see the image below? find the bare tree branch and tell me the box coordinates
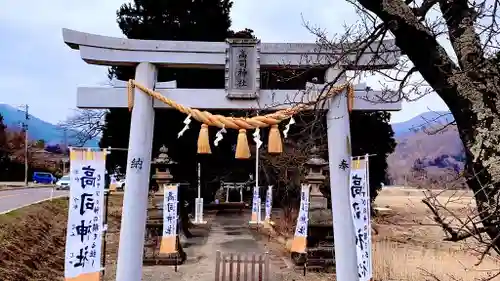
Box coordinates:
[58,109,107,146]
[292,0,500,273]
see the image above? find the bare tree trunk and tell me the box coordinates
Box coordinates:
[456,87,500,252]
[355,0,500,251]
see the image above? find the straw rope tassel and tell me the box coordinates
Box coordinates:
[235,129,251,159]
[268,125,283,154]
[347,84,354,112]
[127,79,135,112]
[197,124,211,154]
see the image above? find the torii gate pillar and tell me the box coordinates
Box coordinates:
[116,62,157,281]
[325,68,358,280]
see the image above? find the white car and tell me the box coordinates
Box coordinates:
[117,178,126,190]
[56,175,71,190]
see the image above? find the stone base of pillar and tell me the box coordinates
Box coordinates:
[192,197,207,224]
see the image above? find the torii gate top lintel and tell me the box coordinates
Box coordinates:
[62,28,399,69]
[63,28,402,112]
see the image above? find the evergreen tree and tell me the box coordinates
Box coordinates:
[100,0,237,238]
[0,114,11,179]
[350,111,396,201]
[101,0,235,176]
[264,110,396,206]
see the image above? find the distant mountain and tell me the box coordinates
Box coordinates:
[389,111,464,185]
[0,104,99,147]
[0,103,463,184]
[392,111,454,137]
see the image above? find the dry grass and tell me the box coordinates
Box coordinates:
[0,194,124,281]
[0,198,68,281]
[101,194,123,281]
[269,187,500,281]
[373,239,499,281]
[372,188,500,281]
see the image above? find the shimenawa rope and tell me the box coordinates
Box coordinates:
[126,79,354,159]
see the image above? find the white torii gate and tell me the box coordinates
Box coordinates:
[62,28,401,281]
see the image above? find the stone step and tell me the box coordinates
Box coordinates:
[307,247,335,258]
[294,264,336,274]
[144,241,157,247]
[268,256,292,269]
[304,257,335,265]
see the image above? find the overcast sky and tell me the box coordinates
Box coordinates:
[0,0,449,124]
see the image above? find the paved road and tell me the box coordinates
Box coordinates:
[0,182,54,188]
[0,188,68,214]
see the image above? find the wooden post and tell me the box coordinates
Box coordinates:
[264,252,270,281]
[101,190,110,278]
[236,254,241,281]
[215,251,221,281]
[222,252,227,280]
[243,254,248,281]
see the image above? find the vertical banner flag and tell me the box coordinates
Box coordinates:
[64,148,106,281]
[291,184,310,253]
[250,186,261,224]
[264,185,273,223]
[349,156,372,281]
[160,184,179,254]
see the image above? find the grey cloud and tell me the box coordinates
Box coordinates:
[0,0,447,124]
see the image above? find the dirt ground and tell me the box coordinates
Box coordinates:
[103,195,317,281]
[371,188,500,281]
[0,193,303,281]
[264,188,500,281]
[0,198,67,281]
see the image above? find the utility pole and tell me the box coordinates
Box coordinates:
[63,128,67,174]
[21,105,29,187]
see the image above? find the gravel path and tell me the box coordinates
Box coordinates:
[105,210,317,281]
[143,212,264,281]
[141,211,324,281]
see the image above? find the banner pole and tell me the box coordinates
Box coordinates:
[101,189,110,279]
[365,153,372,280]
[255,128,260,223]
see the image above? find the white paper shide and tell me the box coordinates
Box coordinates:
[64,151,106,278]
[349,156,372,281]
[294,184,310,237]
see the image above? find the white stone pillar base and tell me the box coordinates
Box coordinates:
[193,197,207,224]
